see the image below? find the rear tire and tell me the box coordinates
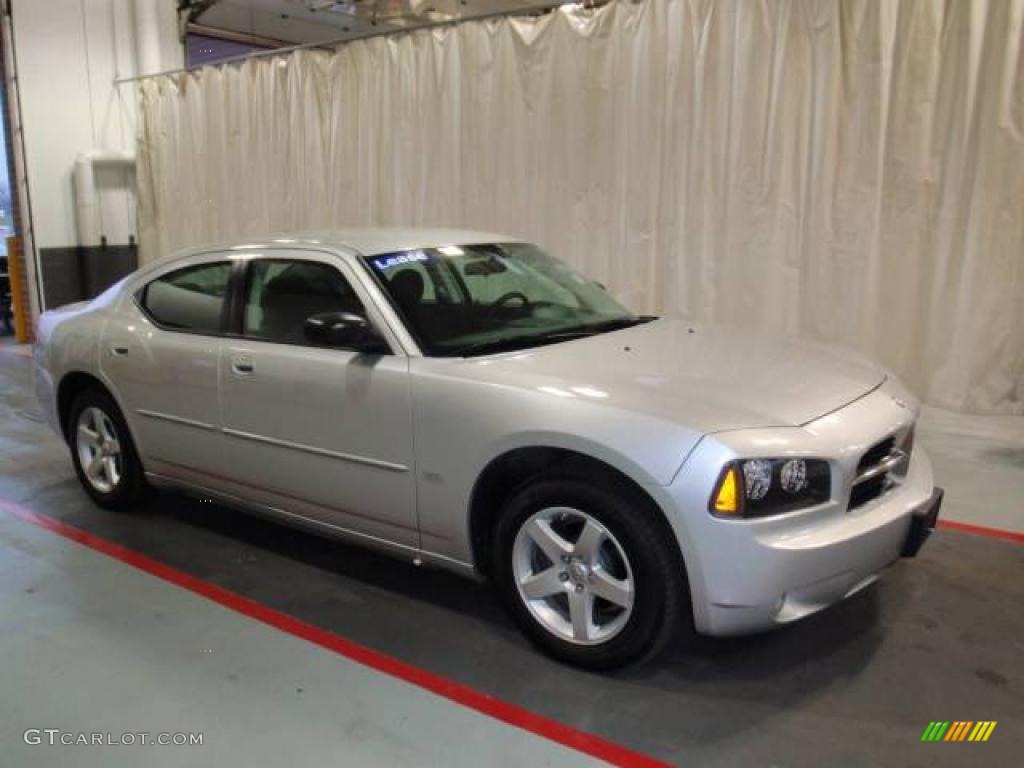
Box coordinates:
[492,473,688,669]
[68,388,148,510]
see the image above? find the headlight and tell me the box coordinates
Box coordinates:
[710,458,830,518]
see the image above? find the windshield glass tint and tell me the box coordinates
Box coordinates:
[364,243,636,356]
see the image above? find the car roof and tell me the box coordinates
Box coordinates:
[292,228,523,256]
[170,227,524,260]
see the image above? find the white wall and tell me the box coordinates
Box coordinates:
[10,0,181,253]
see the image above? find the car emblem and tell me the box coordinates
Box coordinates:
[892,396,907,409]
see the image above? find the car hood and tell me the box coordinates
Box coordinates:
[456,318,887,434]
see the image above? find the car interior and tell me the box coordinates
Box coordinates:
[248,261,365,345]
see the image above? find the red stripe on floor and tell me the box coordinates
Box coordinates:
[0,499,669,768]
[938,519,1024,545]
[0,347,32,359]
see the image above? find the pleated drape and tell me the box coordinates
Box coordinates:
[137,0,1024,413]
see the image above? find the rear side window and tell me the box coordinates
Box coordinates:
[140,262,231,334]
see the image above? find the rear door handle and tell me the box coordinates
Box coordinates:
[110,345,129,356]
[231,355,254,375]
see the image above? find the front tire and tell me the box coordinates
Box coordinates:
[493,474,688,669]
[68,388,148,510]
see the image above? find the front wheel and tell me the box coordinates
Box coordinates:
[492,475,688,669]
[68,388,148,510]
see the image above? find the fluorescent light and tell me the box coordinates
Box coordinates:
[537,386,575,398]
[571,386,608,399]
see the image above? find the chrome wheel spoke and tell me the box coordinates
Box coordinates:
[86,452,104,479]
[103,456,119,486]
[573,519,605,563]
[590,569,633,608]
[99,415,117,443]
[568,588,594,642]
[520,567,565,600]
[524,518,573,565]
[78,423,99,447]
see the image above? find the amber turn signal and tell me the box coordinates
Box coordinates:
[712,465,741,515]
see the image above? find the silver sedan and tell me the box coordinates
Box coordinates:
[34,229,942,668]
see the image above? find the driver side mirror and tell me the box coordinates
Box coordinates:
[304,312,388,354]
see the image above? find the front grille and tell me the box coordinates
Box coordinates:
[849,469,890,509]
[857,437,895,475]
[850,434,908,510]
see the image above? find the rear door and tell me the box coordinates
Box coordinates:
[102,256,232,476]
[217,251,419,548]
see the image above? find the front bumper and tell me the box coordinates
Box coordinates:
[901,487,943,558]
[652,382,940,637]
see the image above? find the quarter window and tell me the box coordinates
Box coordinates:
[243,259,367,345]
[141,262,231,334]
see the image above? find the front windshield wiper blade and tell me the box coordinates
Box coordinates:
[529,316,654,344]
[444,335,551,358]
[448,316,655,358]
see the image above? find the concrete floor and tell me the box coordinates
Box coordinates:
[0,339,1021,767]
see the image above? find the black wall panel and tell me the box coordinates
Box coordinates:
[40,243,137,309]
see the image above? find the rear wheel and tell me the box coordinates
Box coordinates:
[493,474,688,669]
[68,388,148,510]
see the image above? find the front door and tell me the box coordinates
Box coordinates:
[217,253,418,548]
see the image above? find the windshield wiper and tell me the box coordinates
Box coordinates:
[448,316,654,358]
[529,316,653,344]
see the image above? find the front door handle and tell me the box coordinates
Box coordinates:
[110,344,129,356]
[231,355,254,375]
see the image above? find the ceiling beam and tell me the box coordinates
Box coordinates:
[117,0,574,85]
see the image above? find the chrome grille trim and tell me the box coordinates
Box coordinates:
[849,429,914,510]
[852,449,908,487]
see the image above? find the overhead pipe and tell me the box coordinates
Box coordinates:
[72,150,135,247]
[132,0,163,78]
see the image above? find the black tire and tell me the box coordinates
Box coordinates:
[68,387,148,510]
[492,472,690,670]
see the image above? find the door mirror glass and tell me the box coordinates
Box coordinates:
[304,311,387,353]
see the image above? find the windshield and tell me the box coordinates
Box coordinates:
[364,242,644,356]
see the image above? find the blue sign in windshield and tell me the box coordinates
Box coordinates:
[370,251,431,272]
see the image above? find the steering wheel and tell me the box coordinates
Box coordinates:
[491,291,531,308]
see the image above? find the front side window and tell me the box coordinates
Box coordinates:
[141,261,231,334]
[364,243,644,356]
[243,259,367,345]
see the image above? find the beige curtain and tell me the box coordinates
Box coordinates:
[137,0,1024,414]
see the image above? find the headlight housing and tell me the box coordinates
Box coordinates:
[710,458,831,518]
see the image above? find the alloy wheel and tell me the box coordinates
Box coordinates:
[75,406,122,494]
[512,506,635,645]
